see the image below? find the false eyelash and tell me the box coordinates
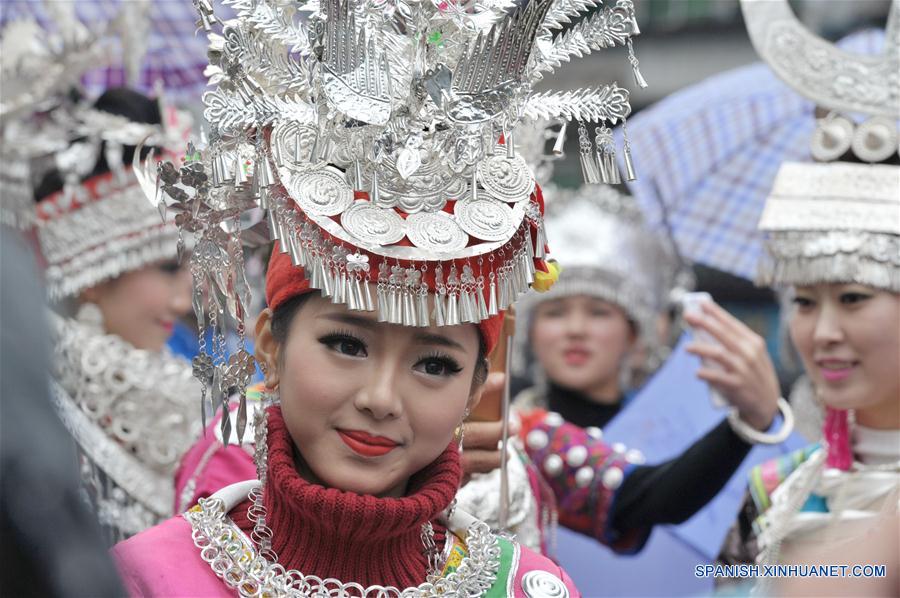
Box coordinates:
[418,352,463,374]
[318,329,368,350]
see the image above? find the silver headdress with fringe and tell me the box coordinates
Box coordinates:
[743,0,900,292]
[512,182,681,379]
[0,0,152,230]
[0,0,194,301]
[138,0,647,444]
[32,102,193,301]
[757,162,900,292]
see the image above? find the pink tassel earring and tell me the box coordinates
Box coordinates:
[823,407,852,471]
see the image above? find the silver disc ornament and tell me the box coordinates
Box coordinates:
[454,198,515,242]
[341,201,406,246]
[289,167,353,217]
[476,154,535,203]
[271,121,318,169]
[405,211,469,252]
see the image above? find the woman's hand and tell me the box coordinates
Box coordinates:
[684,301,780,431]
[460,373,518,485]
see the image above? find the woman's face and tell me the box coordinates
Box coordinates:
[789,284,900,427]
[258,294,481,498]
[82,260,192,352]
[530,295,636,399]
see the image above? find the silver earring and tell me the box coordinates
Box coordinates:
[75,302,104,331]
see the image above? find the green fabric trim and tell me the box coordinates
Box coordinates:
[483,536,517,598]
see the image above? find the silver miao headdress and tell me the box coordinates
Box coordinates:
[742,0,900,292]
[511,181,683,377]
[0,0,152,230]
[139,0,647,441]
[0,0,194,300]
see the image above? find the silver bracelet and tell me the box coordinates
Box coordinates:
[727,398,795,445]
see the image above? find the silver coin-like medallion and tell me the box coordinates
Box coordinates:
[405,211,469,253]
[476,154,535,203]
[289,167,353,216]
[341,201,406,246]
[454,198,514,242]
[271,121,318,168]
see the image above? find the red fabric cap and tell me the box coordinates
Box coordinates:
[265,244,505,354]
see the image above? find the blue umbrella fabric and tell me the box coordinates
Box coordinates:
[619,30,885,280]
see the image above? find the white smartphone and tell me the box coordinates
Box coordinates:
[682,292,727,408]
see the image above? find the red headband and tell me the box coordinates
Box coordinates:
[265,245,506,354]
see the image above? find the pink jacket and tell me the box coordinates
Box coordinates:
[173,408,255,514]
[116,482,579,597]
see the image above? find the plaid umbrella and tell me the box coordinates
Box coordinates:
[619,30,886,280]
[1,0,215,103]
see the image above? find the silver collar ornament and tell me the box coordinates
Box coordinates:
[139,0,647,444]
[49,307,201,543]
[742,0,900,291]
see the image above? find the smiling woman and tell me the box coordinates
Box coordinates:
[114,238,580,596]
[257,292,483,498]
[32,87,201,545]
[735,160,900,570]
[788,284,900,429]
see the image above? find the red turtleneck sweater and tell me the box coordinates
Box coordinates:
[229,407,461,588]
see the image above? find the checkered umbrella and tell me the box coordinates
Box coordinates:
[619,30,885,281]
[1,0,217,103]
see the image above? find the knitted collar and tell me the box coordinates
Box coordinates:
[231,407,461,588]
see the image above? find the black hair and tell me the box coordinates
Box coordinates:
[269,293,489,388]
[33,88,162,201]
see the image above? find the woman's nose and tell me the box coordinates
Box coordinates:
[353,361,404,420]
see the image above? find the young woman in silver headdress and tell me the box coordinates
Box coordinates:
[727,160,899,570]
[710,0,900,578]
[31,88,201,543]
[109,0,660,591]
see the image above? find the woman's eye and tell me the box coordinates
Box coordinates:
[840,292,871,305]
[320,334,368,357]
[792,296,814,309]
[415,356,463,377]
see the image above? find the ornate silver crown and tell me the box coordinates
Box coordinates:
[743,0,900,291]
[0,1,152,229]
[139,0,647,443]
[743,0,900,164]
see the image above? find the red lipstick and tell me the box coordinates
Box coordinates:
[337,429,399,457]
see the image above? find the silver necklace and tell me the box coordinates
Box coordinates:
[187,405,501,597]
[185,486,502,597]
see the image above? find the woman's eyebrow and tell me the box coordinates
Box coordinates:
[413,332,464,351]
[319,313,377,329]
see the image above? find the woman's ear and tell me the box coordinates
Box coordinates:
[255,308,281,389]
